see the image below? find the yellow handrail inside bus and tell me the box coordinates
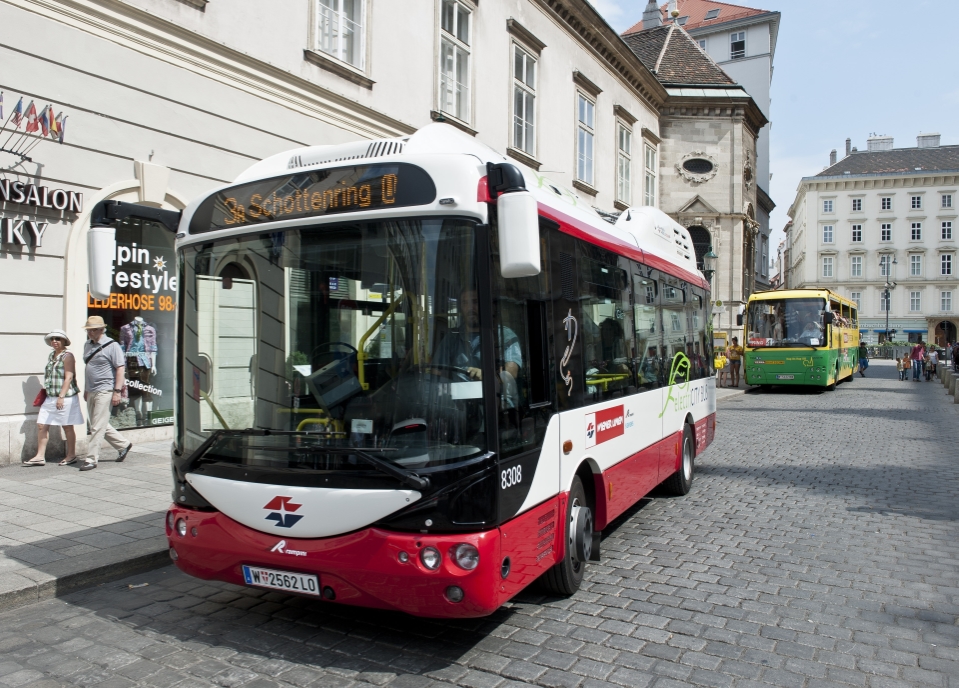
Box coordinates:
[357,295,406,391]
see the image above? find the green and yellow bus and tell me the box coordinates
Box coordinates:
[743,289,860,389]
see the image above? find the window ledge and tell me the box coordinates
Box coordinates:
[303,49,374,89]
[506,147,541,170]
[613,199,630,212]
[175,0,207,8]
[572,179,598,196]
[430,111,477,136]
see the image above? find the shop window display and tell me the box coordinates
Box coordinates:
[87,217,176,429]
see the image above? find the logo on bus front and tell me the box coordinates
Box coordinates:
[264,496,303,528]
[585,405,624,448]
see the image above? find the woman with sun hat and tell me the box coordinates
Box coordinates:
[24,329,83,466]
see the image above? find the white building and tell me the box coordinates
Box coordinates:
[0,0,670,464]
[786,134,959,345]
[623,0,779,290]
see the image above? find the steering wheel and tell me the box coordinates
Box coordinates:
[310,341,358,360]
[420,363,475,382]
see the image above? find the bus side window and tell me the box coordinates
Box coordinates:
[661,280,688,381]
[632,268,661,389]
[580,248,632,402]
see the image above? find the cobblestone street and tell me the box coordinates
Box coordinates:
[1,361,957,688]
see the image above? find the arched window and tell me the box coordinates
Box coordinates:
[687,226,711,270]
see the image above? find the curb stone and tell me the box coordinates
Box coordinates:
[0,538,169,612]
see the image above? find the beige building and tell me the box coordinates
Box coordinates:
[786,134,959,345]
[0,0,672,464]
[622,14,767,342]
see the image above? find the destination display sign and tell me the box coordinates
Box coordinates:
[189,163,437,234]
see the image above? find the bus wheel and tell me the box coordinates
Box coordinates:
[541,476,590,596]
[664,425,695,496]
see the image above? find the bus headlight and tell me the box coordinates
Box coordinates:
[420,547,441,570]
[452,544,479,570]
[176,519,187,537]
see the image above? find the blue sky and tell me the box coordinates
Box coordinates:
[592,0,958,252]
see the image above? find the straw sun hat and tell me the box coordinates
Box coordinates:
[82,315,107,330]
[44,329,71,347]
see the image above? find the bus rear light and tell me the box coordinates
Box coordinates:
[166,512,175,532]
[452,544,479,570]
[176,519,187,537]
[420,547,441,570]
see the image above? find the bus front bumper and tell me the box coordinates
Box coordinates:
[165,506,511,618]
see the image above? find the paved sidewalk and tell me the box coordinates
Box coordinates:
[0,440,172,610]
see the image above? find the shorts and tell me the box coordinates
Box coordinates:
[729,360,741,368]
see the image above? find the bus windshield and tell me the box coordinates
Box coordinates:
[177,217,487,474]
[746,297,828,348]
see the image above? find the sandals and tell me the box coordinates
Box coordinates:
[22,457,46,467]
[59,456,78,466]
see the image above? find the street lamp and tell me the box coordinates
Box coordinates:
[702,247,718,285]
[883,257,898,345]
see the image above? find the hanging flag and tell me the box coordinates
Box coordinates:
[58,115,67,144]
[10,98,24,127]
[24,101,38,133]
[48,111,60,139]
[39,106,50,137]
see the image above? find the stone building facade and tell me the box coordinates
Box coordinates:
[624,0,779,290]
[787,134,959,345]
[623,17,766,342]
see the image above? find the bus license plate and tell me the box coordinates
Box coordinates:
[776,374,795,380]
[242,565,319,595]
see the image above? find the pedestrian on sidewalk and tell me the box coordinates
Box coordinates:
[896,355,904,381]
[946,342,953,368]
[858,341,868,377]
[910,340,925,381]
[23,330,83,466]
[928,347,939,381]
[900,353,910,381]
[727,337,743,388]
[81,316,132,471]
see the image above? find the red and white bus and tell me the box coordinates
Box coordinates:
[90,123,716,617]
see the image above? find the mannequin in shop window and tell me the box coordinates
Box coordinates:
[120,316,158,426]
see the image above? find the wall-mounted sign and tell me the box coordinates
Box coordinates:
[0,179,82,212]
[2,217,48,246]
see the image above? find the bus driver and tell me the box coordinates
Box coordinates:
[433,289,523,409]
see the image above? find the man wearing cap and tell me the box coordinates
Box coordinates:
[82,316,132,471]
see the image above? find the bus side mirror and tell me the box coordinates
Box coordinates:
[497,191,540,278]
[823,312,835,325]
[88,224,116,300]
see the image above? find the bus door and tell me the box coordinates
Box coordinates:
[489,223,556,525]
[548,232,586,500]
[659,277,689,477]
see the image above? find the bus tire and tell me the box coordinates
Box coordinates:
[541,475,590,596]
[663,425,695,496]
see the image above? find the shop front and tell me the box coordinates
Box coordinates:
[1,153,185,464]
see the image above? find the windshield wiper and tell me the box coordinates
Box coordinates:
[317,447,430,491]
[176,429,430,491]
